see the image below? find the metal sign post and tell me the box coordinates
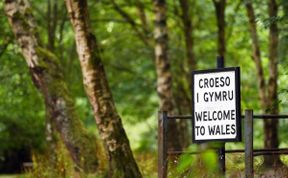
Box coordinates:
[217,56,226,175]
[191,56,241,175]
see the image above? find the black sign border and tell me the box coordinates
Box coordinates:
[191,67,241,143]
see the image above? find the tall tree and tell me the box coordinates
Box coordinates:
[153,0,184,150]
[245,0,266,108]
[64,0,142,177]
[4,0,99,172]
[170,0,197,148]
[265,0,281,167]
[46,0,59,166]
[212,0,226,58]
[175,0,195,116]
[109,0,190,149]
[245,0,282,167]
[179,0,196,71]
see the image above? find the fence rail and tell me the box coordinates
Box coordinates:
[167,148,288,156]
[158,110,288,178]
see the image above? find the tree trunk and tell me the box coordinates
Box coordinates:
[46,0,59,168]
[264,0,282,167]
[179,0,195,103]
[212,0,226,58]
[172,0,198,148]
[4,0,99,172]
[179,0,196,71]
[64,0,142,177]
[45,103,58,167]
[245,0,282,167]
[245,0,267,109]
[153,0,183,150]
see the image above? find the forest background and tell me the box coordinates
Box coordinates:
[0,0,288,177]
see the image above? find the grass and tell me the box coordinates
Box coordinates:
[1,154,288,178]
[0,175,26,178]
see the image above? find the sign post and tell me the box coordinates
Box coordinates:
[217,56,225,174]
[192,58,241,174]
[192,66,241,142]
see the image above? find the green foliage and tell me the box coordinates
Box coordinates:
[201,150,218,172]
[25,140,107,178]
[0,42,46,171]
[176,153,195,174]
[1,0,288,176]
[27,142,74,178]
[170,146,219,177]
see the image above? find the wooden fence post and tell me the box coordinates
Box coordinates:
[158,111,168,178]
[245,109,253,178]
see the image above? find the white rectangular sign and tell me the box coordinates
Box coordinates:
[192,67,241,142]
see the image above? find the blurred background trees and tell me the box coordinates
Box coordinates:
[0,0,288,176]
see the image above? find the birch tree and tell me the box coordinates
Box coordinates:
[153,0,184,150]
[4,0,99,172]
[64,0,142,177]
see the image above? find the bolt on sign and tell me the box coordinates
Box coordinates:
[192,67,241,143]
